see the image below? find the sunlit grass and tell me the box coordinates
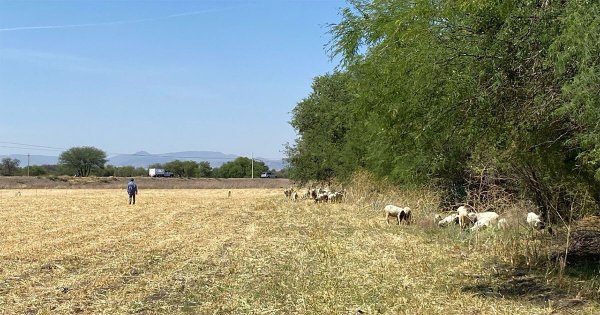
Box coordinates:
[0,189,598,314]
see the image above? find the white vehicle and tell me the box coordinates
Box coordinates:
[149,168,173,177]
[260,172,276,178]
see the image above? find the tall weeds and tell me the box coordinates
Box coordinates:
[341,170,600,300]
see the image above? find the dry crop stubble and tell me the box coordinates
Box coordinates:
[0,189,598,314]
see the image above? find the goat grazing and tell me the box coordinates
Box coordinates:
[526,212,545,230]
[328,191,344,203]
[437,213,459,227]
[384,205,411,225]
[470,212,500,231]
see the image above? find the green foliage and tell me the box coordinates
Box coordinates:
[551,2,600,174]
[58,146,107,177]
[150,161,211,178]
[164,160,199,178]
[135,167,147,176]
[286,72,356,183]
[213,157,268,178]
[27,165,48,176]
[288,0,600,218]
[114,166,138,177]
[274,167,289,179]
[96,165,116,177]
[197,161,212,178]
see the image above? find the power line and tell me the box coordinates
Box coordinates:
[0,142,65,150]
[0,144,64,152]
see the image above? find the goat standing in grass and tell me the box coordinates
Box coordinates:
[284,188,293,199]
[384,205,411,225]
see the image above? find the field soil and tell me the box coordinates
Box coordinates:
[0,189,597,314]
[0,176,291,189]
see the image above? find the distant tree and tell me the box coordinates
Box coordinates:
[39,164,61,176]
[164,160,183,177]
[286,72,356,183]
[135,167,147,176]
[164,160,199,178]
[114,166,137,177]
[181,161,199,178]
[214,157,268,178]
[1,158,20,176]
[28,165,47,176]
[197,161,212,178]
[98,165,116,177]
[98,165,148,177]
[58,146,107,177]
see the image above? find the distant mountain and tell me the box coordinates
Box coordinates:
[1,151,284,170]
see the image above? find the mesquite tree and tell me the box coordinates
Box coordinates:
[59,146,107,177]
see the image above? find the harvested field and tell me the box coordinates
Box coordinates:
[0,189,598,314]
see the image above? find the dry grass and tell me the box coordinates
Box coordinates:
[0,188,598,314]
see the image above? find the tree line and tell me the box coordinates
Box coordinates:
[1,146,282,179]
[286,0,600,220]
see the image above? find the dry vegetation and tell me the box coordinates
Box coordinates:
[0,187,599,314]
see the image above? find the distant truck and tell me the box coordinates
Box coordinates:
[149,168,174,177]
[260,172,277,178]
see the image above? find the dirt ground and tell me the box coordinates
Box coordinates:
[0,176,291,190]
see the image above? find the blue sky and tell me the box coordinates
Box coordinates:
[0,0,347,159]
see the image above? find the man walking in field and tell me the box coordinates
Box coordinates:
[127,178,138,205]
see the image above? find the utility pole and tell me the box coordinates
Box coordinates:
[251,152,254,179]
[27,153,30,177]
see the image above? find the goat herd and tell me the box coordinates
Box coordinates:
[432,206,547,232]
[283,187,548,233]
[386,203,548,233]
[283,187,344,203]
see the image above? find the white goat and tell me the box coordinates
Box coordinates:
[303,189,312,199]
[526,212,545,230]
[470,212,500,231]
[328,191,343,203]
[437,213,459,227]
[384,205,411,225]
